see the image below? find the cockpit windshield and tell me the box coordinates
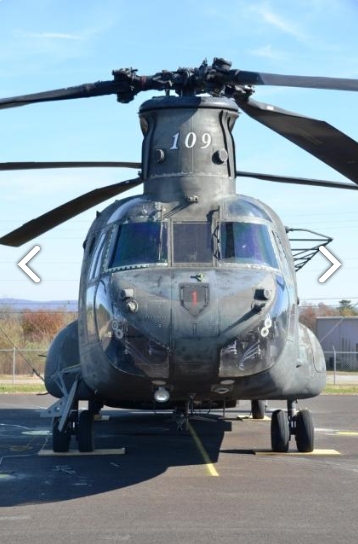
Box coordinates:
[173,222,212,263]
[219,222,278,268]
[105,220,277,270]
[108,222,168,269]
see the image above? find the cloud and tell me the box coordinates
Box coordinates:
[248,44,287,61]
[23,32,84,41]
[251,3,306,41]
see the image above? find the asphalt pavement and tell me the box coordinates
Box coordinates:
[0,394,358,544]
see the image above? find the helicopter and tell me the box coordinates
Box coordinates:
[1,57,358,454]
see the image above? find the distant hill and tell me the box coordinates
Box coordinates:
[0,298,77,312]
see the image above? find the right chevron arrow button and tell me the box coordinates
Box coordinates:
[318,246,342,283]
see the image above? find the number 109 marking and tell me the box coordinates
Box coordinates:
[170,131,212,150]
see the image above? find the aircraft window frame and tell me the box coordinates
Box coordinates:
[172,221,213,265]
[105,220,169,271]
[272,230,294,280]
[218,221,279,269]
[88,232,108,281]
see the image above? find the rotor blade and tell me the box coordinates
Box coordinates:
[236,96,358,185]
[232,70,358,92]
[236,170,358,190]
[0,177,142,247]
[0,161,141,171]
[0,80,121,110]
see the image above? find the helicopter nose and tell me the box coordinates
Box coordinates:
[171,270,222,337]
[219,272,290,378]
[169,269,282,378]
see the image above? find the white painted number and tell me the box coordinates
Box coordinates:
[201,133,211,149]
[170,131,180,150]
[184,132,197,148]
[170,131,212,150]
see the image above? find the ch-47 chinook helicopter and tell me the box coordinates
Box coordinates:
[1,58,358,454]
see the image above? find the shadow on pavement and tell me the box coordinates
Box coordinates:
[0,404,232,506]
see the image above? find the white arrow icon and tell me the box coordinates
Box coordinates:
[318,246,341,283]
[17,245,41,283]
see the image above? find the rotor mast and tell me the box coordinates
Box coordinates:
[139,95,239,202]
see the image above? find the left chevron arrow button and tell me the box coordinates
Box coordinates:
[17,245,41,283]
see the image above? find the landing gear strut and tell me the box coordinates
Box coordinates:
[270,400,314,453]
[173,404,189,431]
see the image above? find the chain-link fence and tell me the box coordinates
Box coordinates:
[323,350,358,385]
[324,350,358,371]
[0,348,45,383]
[1,347,358,386]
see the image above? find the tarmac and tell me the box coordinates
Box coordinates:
[0,394,358,544]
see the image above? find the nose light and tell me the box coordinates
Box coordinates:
[254,288,271,301]
[154,387,170,403]
[126,299,139,313]
[252,288,272,313]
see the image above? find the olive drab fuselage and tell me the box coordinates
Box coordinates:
[45,95,326,408]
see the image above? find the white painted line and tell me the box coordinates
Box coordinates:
[38,447,125,456]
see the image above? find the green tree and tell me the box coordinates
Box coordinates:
[337,300,358,316]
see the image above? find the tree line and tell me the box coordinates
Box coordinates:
[299,300,358,333]
[0,306,76,375]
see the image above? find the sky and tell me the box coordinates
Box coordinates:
[0,0,358,306]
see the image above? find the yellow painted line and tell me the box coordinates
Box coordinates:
[188,422,219,477]
[254,449,340,456]
[236,414,271,421]
[38,448,126,456]
[336,431,358,436]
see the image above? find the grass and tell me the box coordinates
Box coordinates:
[0,383,47,394]
[323,385,358,395]
[0,379,357,396]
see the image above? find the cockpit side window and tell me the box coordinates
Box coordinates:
[108,222,168,269]
[219,222,278,268]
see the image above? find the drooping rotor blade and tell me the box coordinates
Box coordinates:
[231,70,358,92]
[0,161,141,171]
[0,80,121,109]
[0,177,142,247]
[0,68,165,109]
[236,170,358,190]
[0,81,113,109]
[236,96,358,185]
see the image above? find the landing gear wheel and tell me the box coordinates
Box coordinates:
[77,410,94,452]
[295,409,314,453]
[52,417,71,453]
[251,400,266,419]
[271,410,290,452]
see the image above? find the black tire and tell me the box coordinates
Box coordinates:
[77,410,94,452]
[89,400,103,415]
[295,409,314,453]
[271,409,290,452]
[251,400,266,419]
[52,417,71,453]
